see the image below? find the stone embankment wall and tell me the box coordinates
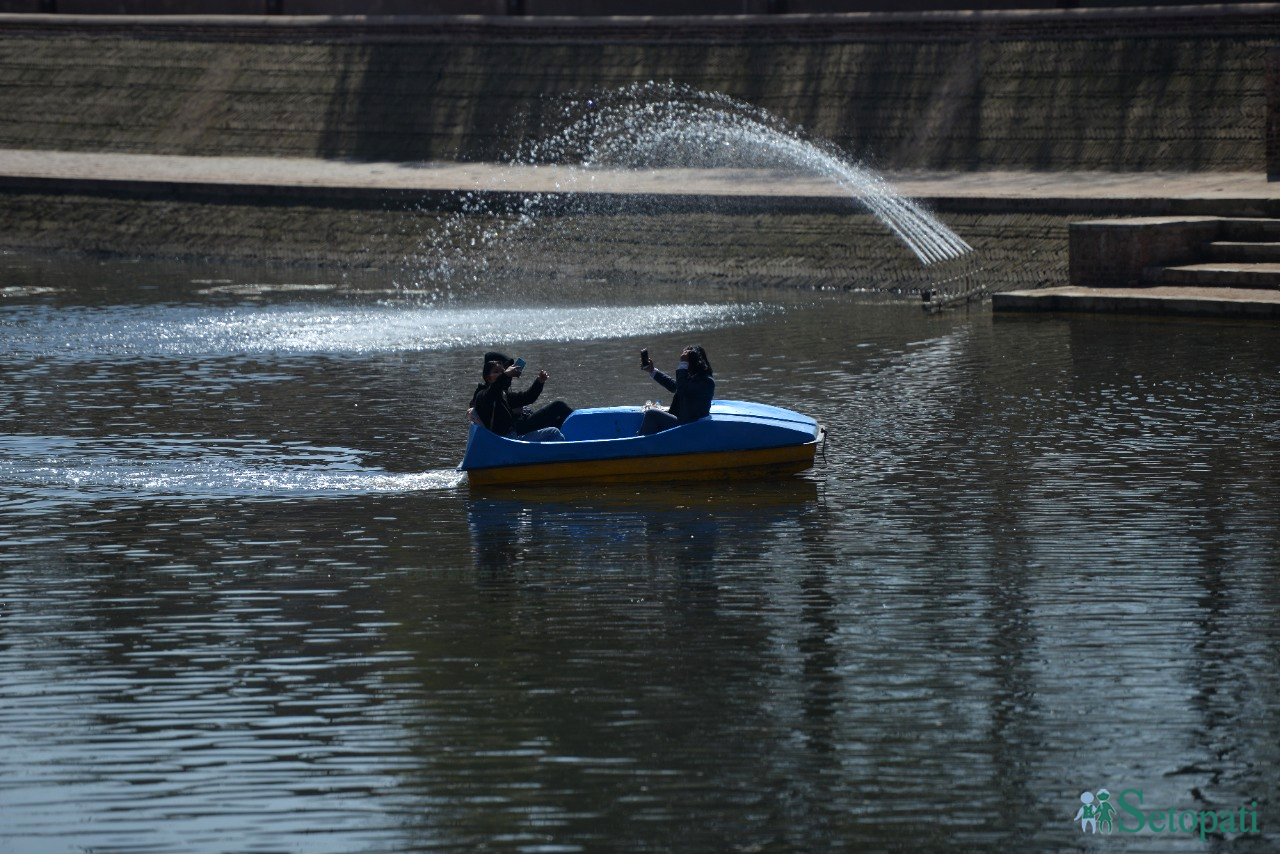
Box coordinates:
[1,9,1273,169]
[0,8,1276,288]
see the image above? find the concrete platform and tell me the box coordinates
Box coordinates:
[992,286,1280,319]
[4,149,1280,216]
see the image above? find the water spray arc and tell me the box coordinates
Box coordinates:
[417,82,973,290]
[515,82,973,267]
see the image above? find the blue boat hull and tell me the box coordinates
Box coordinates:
[459,400,822,486]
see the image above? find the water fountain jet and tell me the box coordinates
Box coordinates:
[516,82,972,265]
[416,82,972,290]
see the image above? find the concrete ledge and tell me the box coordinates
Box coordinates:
[5,5,1280,42]
[993,285,1280,319]
[5,152,1280,216]
[0,173,900,216]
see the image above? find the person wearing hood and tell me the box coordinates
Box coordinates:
[469,351,573,441]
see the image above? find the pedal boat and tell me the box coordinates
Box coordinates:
[459,400,822,486]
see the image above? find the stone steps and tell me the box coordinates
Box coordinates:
[1145,219,1280,287]
[1074,215,1280,291]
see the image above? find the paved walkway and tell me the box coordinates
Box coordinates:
[3,148,1280,211]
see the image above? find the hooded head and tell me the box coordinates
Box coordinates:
[483,351,512,377]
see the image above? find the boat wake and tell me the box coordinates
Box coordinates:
[0,434,463,507]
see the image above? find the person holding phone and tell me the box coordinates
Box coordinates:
[468,351,573,441]
[637,345,715,435]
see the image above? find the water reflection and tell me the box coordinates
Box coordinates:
[385,529,848,851]
[0,562,421,852]
[466,480,820,571]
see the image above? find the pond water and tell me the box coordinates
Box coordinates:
[1,253,1278,852]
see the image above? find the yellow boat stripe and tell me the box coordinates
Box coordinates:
[465,441,818,487]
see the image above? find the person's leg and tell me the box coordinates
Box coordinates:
[517,426,564,442]
[638,409,679,435]
[517,401,573,433]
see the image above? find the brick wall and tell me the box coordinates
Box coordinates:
[1268,48,1280,180]
[0,8,1275,171]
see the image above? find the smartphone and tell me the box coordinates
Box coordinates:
[513,358,525,371]
[640,348,650,368]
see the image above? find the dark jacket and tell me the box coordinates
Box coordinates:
[651,365,715,424]
[470,374,545,436]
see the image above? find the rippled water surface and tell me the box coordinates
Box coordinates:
[1,255,1278,852]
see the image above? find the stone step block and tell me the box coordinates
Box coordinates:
[1143,262,1280,289]
[1204,241,1280,263]
[1218,218,1280,242]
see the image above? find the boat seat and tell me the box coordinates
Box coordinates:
[561,407,645,441]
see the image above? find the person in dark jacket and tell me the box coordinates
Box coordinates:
[469,351,573,441]
[638,345,715,435]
